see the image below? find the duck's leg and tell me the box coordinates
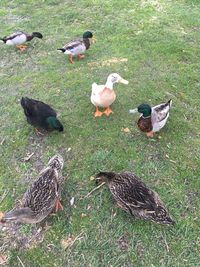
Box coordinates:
[103,106,113,116]
[94,106,103,117]
[146,131,155,137]
[55,199,64,213]
[35,128,44,136]
[69,54,74,64]
[16,44,28,51]
[78,54,85,60]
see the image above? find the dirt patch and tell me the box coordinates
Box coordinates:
[117,235,129,251]
[0,221,45,253]
[140,0,165,12]
[88,57,128,67]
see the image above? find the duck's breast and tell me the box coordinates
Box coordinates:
[91,87,116,107]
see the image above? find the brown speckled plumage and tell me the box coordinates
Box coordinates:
[96,171,175,225]
[2,155,64,224]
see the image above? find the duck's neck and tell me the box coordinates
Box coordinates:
[105,79,114,90]
[83,38,90,50]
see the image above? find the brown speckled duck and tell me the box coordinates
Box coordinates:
[96,171,175,225]
[129,100,172,137]
[1,155,64,224]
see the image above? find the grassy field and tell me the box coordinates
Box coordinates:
[0,0,200,266]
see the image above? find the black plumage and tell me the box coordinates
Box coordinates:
[20,97,64,132]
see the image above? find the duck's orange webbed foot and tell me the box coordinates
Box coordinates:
[16,44,28,51]
[55,200,64,213]
[103,107,113,116]
[146,131,155,138]
[94,106,103,117]
[78,54,85,60]
[69,55,74,64]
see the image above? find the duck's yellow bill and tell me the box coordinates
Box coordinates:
[119,78,129,85]
[92,36,97,44]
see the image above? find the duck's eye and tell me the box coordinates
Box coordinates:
[111,76,117,83]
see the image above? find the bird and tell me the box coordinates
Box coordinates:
[0,155,65,224]
[129,99,172,137]
[20,97,64,134]
[0,31,43,51]
[57,31,95,64]
[91,73,129,117]
[95,171,175,225]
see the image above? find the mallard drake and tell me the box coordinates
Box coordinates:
[0,31,43,51]
[96,171,175,225]
[129,99,172,137]
[91,73,129,117]
[1,155,64,224]
[21,97,64,134]
[57,31,94,64]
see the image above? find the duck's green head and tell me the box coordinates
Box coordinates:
[46,116,64,132]
[83,31,93,39]
[137,103,152,117]
[32,32,43,39]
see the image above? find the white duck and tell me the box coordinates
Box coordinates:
[91,73,129,117]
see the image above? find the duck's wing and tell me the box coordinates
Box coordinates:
[23,167,59,215]
[63,39,86,54]
[151,100,172,124]
[91,83,105,94]
[109,172,157,212]
[21,97,57,118]
[4,31,25,41]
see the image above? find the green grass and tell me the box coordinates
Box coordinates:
[0,0,200,266]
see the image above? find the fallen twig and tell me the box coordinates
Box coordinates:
[0,190,9,204]
[0,138,5,145]
[83,182,106,199]
[69,232,84,248]
[17,256,25,267]
[23,152,34,162]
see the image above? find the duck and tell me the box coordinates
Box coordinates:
[0,155,65,224]
[95,171,175,225]
[21,97,64,134]
[129,99,172,137]
[0,31,43,51]
[57,31,95,64]
[91,73,129,117]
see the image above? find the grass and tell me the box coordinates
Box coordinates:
[0,0,200,266]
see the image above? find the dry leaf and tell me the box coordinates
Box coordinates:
[61,235,75,249]
[90,176,95,181]
[81,213,87,218]
[123,127,131,133]
[0,254,8,265]
[0,212,4,220]
[70,197,75,206]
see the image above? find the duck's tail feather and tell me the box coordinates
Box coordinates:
[0,38,6,43]
[2,208,33,221]
[168,99,172,108]
[57,48,66,53]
